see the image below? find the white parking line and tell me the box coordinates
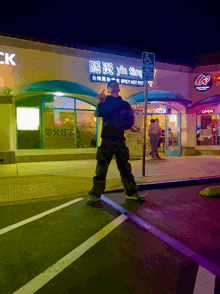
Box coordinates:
[12,214,128,294]
[0,198,84,236]
[193,266,215,293]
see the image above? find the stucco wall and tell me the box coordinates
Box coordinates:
[0,37,192,102]
[0,36,197,153]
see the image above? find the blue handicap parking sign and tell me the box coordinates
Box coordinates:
[142,52,155,81]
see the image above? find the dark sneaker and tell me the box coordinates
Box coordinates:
[126,193,145,201]
[87,196,101,205]
[156,156,161,159]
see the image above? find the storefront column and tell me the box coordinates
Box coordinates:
[181,108,196,155]
[97,117,102,146]
[0,96,16,163]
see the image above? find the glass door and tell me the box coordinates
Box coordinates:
[165,112,181,156]
[144,114,165,156]
[145,115,152,155]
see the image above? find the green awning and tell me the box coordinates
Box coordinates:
[125,90,192,108]
[11,80,98,104]
[192,95,220,108]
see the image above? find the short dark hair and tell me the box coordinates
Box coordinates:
[155,118,159,121]
[107,80,119,88]
[151,119,155,123]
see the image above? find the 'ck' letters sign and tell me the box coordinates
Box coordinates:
[0,52,16,65]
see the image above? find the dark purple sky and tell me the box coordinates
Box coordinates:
[1,0,219,67]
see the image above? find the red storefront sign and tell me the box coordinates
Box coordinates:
[194,74,212,91]
[197,109,214,115]
[213,74,220,82]
[156,108,166,113]
[201,109,214,114]
[212,119,218,126]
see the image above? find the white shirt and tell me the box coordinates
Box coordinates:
[148,123,162,136]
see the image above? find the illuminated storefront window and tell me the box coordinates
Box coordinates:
[76,111,96,148]
[45,96,75,109]
[17,108,40,130]
[76,99,96,110]
[130,102,180,153]
[16,96,97,150]
[196,105,220,146]
[43,109,76,149]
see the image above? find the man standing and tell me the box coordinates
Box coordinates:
[87,80,145,205]
[155,118,163,150]
[148,118,162,159]
[149,118,163,155]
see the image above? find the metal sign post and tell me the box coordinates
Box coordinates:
[142,52,155,177]
[142,81,148,176]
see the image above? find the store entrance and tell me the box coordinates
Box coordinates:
[165,113,181,156]
[145,114,165,155]
[134,102,181,156]
[145,112,181,156]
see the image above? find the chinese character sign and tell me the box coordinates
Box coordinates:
[89,59,157,88]
[102,62,114,75]
[43,109,76,149]
[89,61,101,74]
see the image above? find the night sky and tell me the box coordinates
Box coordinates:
[1,0,220,67]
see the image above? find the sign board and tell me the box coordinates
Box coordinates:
[197,109,214,115]
[0,52,16,65]
[142,52,155,81]
[89,60,144,87]
[213,74,220,81]
[156,108,166,113]
[194,74,212,91]
[88,59,157,88]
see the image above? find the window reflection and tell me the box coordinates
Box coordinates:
[76,111,96,148]
[196,109,219,146]
[45,96,75,109]
[16,95,97,150]
[76,99,96,110]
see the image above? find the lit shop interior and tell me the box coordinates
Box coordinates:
[15,87,194,158]
[16,95,97,150]
[130,103,179,155]
[126,90,192,156]
[194,100,220,147]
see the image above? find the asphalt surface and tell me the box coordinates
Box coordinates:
[0,194,199,294]
[1,156,220,293]
[1,181,220,293]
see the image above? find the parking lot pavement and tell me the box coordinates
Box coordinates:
[0,195,202,294]
[1,174,220,293]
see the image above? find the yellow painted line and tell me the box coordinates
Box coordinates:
[0,198,84,236]
[13,214,127,294]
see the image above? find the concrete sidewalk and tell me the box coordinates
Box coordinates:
[0,155,220,205]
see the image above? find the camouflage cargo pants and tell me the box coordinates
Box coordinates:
[89,138,139,197]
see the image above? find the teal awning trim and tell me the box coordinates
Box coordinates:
[125,90,192,108]
[192,95,220,108]
[11,80,98,98]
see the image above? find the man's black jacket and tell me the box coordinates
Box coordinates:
[95,95,134,139]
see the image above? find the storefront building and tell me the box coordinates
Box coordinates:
[0,36,219,163]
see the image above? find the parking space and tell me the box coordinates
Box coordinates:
[1,181,220,293]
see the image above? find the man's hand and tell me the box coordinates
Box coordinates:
[98,90,106,103]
